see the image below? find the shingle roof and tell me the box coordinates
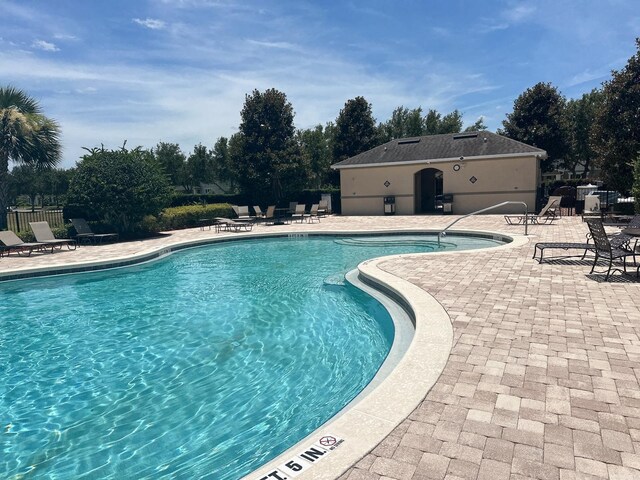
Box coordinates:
[332,131,547,168]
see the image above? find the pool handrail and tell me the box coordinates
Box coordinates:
[438,201,529,245]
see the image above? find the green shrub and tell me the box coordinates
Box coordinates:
[66,146,173,236]
[158,203,234,231]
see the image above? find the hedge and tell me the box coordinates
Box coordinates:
[169,188,341,213]
[157,203,234,231]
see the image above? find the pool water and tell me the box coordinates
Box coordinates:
[0,234,503,479]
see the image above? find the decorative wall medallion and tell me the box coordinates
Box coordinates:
[469,176,477,184]
[453,164,461,171]
[384,180,391,187]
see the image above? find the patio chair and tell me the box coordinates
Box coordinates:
[263,205,276,225]
[70,218,119,245]
[318,199,330,216]
[585,218,636,280]
[29,221,77,251]
[214,217,254,232]
[504,196,561,225]
[608,214,640,261]
[0,230,48,256]
[253,206,266,219]
[231,205,254,220]
[304,204,321,223]
[291,203,306,223]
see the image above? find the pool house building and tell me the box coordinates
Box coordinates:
[332,131,547,215]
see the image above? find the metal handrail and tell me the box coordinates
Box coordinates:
[438,201,529,245]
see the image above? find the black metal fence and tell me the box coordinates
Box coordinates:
[6,210,65,233]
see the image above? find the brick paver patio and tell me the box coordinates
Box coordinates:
[2,214,639,479]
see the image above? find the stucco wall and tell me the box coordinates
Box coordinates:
[338,155,540,215]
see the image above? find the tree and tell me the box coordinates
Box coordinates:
[153,142,186,186]
[10,164,46,210]
[211,136,236,192]
[237,88,307,203]
[186,143,215,187]
[564,89,602,177]
[500,82,569,172]
[437,110,464,134]
[592,38,640,193]
[297,124,332,189]
[0,86,61,229]
[464,117,488,132]
[379,106,425,141]
[333,96,378,162]
[67,145,172,235]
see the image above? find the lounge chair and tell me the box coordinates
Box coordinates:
[214,217,254,232]
[70,218,119,244]
[263,205,276,225]
[291,204,306,223]
[585,218,636,280]
[504,196,561,225]
[29,221,77,250]
[232,205,254,221]
[253,206,266,219]
[533,240,594,263]
[304,203,321,223]
[0,230,48,256]
[318,199,330,216]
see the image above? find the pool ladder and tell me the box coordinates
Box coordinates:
[437,201,529,246]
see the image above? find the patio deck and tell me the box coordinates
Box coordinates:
[2,214,639,480]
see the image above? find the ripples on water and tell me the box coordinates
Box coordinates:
[0,235,502,479]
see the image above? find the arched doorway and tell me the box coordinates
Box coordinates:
[414,168,443,214]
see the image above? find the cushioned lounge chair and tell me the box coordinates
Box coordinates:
[29,221,77,250]
[0,231,48,256]
[70,218,119,244]
[585,218,636,280]
[504,196,561,225]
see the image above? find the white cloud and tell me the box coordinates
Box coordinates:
[504,4,536,23]
[246,39,299,51]
[53,33,78,41]
[133,18,167,30]
[32,39,59,52]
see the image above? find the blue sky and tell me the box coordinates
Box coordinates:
[1,0,638,168]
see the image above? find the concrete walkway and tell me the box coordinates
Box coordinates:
[2,214,639,479]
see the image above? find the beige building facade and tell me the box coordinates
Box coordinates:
[332,132,546,216]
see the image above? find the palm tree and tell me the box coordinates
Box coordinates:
[0,86,61,230]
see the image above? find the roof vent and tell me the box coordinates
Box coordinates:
[397,138,421,145]
[453,133,478,140]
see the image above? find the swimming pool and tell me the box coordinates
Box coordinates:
[0,234,505,479]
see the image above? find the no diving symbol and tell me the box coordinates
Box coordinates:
[319,435,336,447]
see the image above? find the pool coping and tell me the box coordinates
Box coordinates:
[0,229,515,283]
[244,232,529,480]
[0,228,529,479]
